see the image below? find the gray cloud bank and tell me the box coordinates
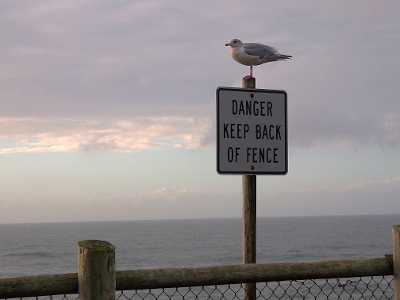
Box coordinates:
[1,1,400,153]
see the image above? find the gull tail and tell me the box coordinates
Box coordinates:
[280,54,292,60]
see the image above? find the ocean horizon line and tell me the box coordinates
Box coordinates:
[1,213,399,226]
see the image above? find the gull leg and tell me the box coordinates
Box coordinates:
[243,66,253,80]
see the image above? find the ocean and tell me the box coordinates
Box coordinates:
[0,214,398,279]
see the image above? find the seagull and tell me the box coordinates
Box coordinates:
[225,39,291,77]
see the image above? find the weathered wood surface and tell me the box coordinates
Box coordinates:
[0,273,78,298]
[116,256,393,290]
[241,77,257,266]
[242,76,257,300]
[78,240,116,300]
[393,225,400,300]
[0,256,393,299]
[242,174,257,264]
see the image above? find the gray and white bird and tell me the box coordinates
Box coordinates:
[225,39,291,77]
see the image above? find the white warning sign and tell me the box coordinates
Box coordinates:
[217,87,287,175]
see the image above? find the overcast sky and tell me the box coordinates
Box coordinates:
[1,1,400,224]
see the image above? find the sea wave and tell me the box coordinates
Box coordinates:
[4,251,54,258]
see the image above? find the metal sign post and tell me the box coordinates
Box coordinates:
[216,77,287,300]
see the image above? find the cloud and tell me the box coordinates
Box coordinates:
[1,0,400,152]
[341,180,376,192]
[257,175,400,217]
[0,187,240,223]
[86,187,206,205]
[2,175,399,223]
[0,116,213,154]
[341,176,400,191]
[268,175,400,197]
[79,187,241,221]
[265,28,400,148]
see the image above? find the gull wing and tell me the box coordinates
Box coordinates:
[243,43,282,59]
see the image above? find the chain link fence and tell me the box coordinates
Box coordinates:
[5,275,393,300]
[118,276,394,300]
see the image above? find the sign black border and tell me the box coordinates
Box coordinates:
[216,86,288,175]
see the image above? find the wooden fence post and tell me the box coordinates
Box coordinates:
[393,225,400,300]
[242,76,257,300]
[78,240,116,300]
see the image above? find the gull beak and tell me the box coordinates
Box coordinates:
[225,43,231,46]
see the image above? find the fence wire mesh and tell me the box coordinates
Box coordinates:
[4,275,393,300]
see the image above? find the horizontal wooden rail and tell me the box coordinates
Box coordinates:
[0,273,78,298]
[0,255,393,299]
[117,255,393,290]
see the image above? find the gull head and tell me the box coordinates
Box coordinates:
[225,39,243,48]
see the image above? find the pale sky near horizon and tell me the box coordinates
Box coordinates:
[1,1,400,224]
